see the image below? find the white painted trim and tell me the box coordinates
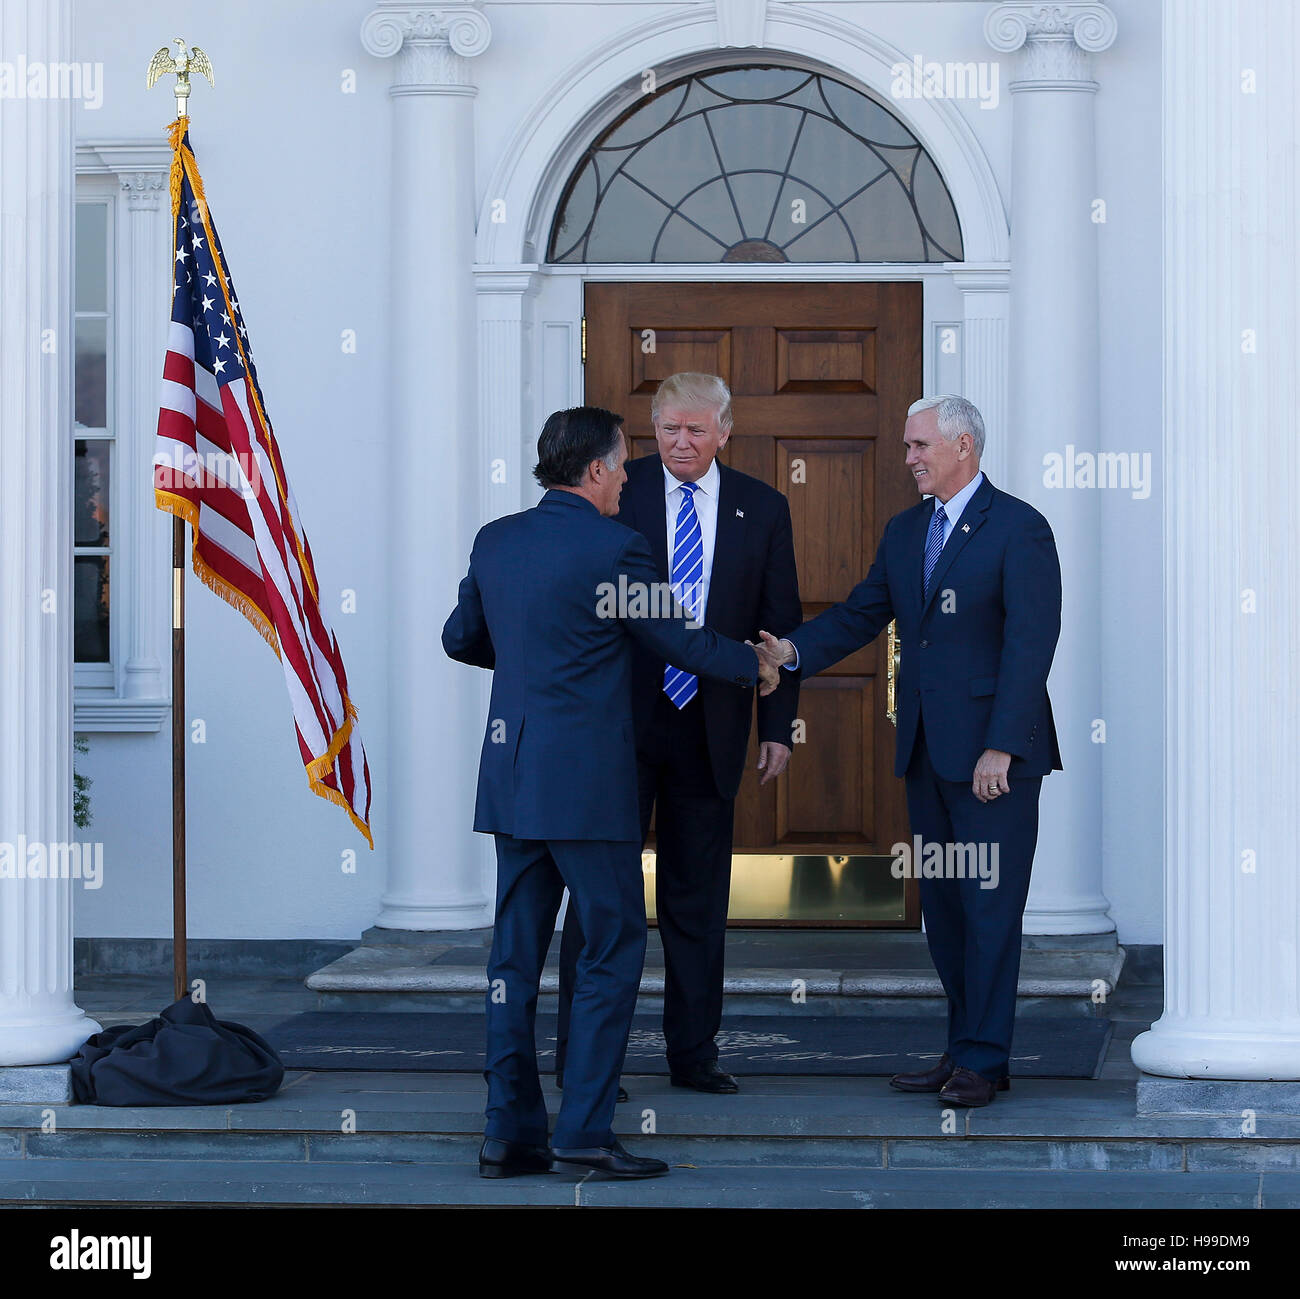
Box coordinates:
[476,7,1008,266]
[73,143,174,730]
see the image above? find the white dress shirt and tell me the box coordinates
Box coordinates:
[930,470,984,544]
[784,471,985,671]
[664,457,720,620]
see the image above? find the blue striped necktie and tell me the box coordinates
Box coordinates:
[663,481,703,708]
[923,502,947,599]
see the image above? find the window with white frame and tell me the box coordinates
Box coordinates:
[73,148,171,732]
[73,195,114,676]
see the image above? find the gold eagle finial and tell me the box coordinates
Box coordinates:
[146,38,214,119]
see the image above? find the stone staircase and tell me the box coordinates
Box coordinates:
[1,1071,1298,1207]
[3,932,1295,1206]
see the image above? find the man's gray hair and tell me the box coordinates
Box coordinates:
[907,394,985,458]
[651,372,733,433]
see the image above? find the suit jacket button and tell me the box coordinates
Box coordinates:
[735,676,747,685]
[919,639,929,648]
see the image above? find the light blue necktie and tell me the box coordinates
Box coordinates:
[663,481,703,708]
[923,502,947,599]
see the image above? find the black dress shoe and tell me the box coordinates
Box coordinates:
[555,1071,628,1103]
[669,1059,739,1093]
[891,1054,1010,1095]
[937,1066,1008,1107]
[890,1053,956,1092]
[478,1137,554,1179]
[551,1139,669,1178]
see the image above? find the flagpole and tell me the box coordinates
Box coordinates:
[171,515,187,1003]
[149,40,213,1003]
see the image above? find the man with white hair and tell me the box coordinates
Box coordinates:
[757,395,1062,1106]
[555,371,802,1096]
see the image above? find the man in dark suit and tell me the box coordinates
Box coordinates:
[758,394,1062,1107]
[555,373,802,1096]
[443,406,775,1179]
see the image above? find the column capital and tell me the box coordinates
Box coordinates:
[985,3,1117,85]
[361,2,492,92]
[118,170,166,211]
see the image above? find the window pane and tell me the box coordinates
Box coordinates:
[74,555,110,663]
[74,316,107,428]
[75,203,108,312]
[549,65,963,263]
[74,439,110,546]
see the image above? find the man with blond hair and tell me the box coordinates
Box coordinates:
[556,372,802,1095]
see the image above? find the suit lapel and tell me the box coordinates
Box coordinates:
[706,463,743,627]
[919,475,995,620]
[638,454,670,579]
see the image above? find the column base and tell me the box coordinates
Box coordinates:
[1137,1075,1300,1116]
[373,896,490,931]
[0,1063,73,1104]
[1132,1022,1300,1082]
[1023,900,1115,935]
[0,1010,101,1068]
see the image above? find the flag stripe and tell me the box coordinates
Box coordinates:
[153,124,372,845]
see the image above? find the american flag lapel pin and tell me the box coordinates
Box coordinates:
[736,508,744,518]
[961,523,970,533]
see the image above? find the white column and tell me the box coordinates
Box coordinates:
[985,2,1117,934]
[0,0,102,1064]
[1131,0,1300,1081]
[475,270,539,522]
[362,2,493,929]
[951,267,1009,487]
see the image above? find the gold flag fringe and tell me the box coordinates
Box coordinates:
[161,119,373,848]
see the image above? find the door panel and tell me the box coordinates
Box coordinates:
[585,281,922,926]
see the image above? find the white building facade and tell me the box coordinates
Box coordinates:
[1,0,1296,1084]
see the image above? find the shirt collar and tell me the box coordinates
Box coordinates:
[934,470,984,522]
[663,456,720,500]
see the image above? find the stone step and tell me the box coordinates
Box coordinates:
[5,1126,1300,1174]
[0,1156,1292,1208]
[305,942,1126,1018]
[4,1076,1298,1162]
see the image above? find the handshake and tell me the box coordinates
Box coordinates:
[745,629,796,697]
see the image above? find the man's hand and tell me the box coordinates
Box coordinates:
[757,629,795,669]
[746,641,780,696]
[756,741,791,786]
[973,749,1012,803]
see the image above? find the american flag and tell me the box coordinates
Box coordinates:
[153,122,373,846]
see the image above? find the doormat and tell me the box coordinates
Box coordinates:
[263,1012,1111,1079]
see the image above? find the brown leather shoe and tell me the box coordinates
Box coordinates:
[938,1066,1008,1107]
[890,1053,957,1092]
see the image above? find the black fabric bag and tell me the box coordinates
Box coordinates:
[69,996,284,1105]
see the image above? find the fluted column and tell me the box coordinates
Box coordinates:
[362,2,493,928]
[985,2,1117,934]
[1131,0,1300,1082]
[0,0,102,1065]
[951,267,1009,486]
[475,271,539,522]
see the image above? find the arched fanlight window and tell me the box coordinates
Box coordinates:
[548,65,963,264]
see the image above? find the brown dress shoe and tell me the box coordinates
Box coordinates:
[937,1066,1008,1107]
[890,1054,956,1092]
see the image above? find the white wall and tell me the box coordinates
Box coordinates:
[71,0,1164,944]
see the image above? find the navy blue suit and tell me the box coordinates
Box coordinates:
[556,454,803,1074]
[443,489,758,1147]
[789,475,1062,1079]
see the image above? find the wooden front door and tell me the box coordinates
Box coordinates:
[584,281,922,926]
